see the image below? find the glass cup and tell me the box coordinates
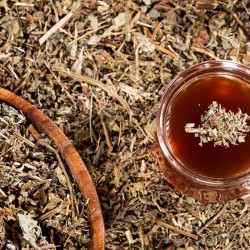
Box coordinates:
[155,60,250,203]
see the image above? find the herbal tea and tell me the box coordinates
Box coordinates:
[169,75,250,178]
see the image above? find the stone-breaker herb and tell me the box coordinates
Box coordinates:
[0,102,91,249]
[185,101,250,147]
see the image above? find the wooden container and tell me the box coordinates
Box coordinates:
[0,87,105,249]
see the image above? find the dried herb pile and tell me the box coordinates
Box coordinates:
[0,0,250,249]
[185,101,250,147]
[0,103,90,249]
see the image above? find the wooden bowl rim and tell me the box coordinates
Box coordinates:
[0,87,105,250]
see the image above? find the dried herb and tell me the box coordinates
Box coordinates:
[0,0,250,249]
[0,103,90,249]
[185,101,250,147]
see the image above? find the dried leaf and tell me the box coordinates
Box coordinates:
[55,166,67,187]
[17,212,43,249]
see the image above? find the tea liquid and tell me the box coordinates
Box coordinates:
[169,75,250,178]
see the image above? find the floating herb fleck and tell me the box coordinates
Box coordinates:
[185,101,250,147]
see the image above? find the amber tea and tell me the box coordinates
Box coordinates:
[169,75,250,179]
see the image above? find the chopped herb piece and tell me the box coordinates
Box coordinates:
[185,101,250,147]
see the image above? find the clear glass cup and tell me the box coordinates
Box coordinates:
[156,60,250,203]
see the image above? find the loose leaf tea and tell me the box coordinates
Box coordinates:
[0,103,90,249]
[1,0,250,249]
[185,101,250,147]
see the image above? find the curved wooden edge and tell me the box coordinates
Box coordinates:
[0,88,105,250]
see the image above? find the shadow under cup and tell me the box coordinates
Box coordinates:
[156,60,250,203]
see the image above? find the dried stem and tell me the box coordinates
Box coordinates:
[197,203,228,234]
[37,140,76,220]
[44,61,76,106]
[56,69,133,115]
[68,23,110,45]
[38,205,62,222]
[155,218,199,240]
[100,112,113,152]
[28,124,42,141]
[154,44,178,58]
[39,11,74,45]
[151,22,163,42]
[14,132,38,149]
[229,211,250,232]
[130,11,141,29]
[191,46,220,60]
[233,13,250,40]
[135,43,142,81]
[195,0,219,9]
[153,0,175,11]
[89,88,94,143]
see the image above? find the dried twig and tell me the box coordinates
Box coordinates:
[197,203,228,234]
[14,132,38,149]
[39,11,74,45]
[136,21,154,29]
[56,69,133,115]
[28,124,42,141]
[153,0,175,11]
[229,211,250,232]
[14,2,34,7]
[44,60,76,106]
[37,140,76,220]
[135,43,142,81]
[89,88,94,143]
[130,11,141,29]
[131,117,148,139]
[100,112,113,152]
[7,65,19,80]
[155,218,199,240]
[13,70,31,94]
[154,44,178,58]
[0,53,12,60]
[191,46,220,60]
[68,23,110,45]
[151,22,163,42]
[233,13,250,40]
[38,205,62,222]
[195,0,219,9]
